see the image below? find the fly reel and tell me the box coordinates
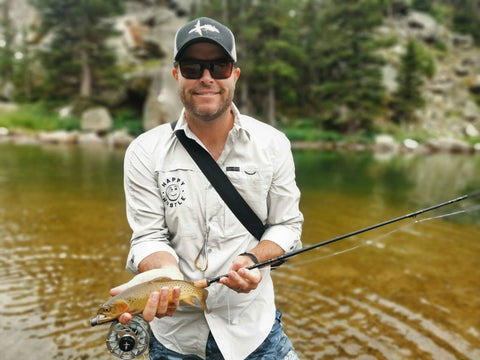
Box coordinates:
[106,316,150,359]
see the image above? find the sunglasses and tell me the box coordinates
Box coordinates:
[176,59,234,79]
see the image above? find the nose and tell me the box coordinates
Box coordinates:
[200,67,214,81]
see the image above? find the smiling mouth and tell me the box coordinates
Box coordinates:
[194,92,218,97]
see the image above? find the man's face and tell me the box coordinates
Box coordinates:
[172,42,240,122]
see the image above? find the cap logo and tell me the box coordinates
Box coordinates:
[188,20,220,36]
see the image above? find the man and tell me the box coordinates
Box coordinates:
[113,17,303,359]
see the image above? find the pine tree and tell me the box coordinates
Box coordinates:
[390,38,426,124]
[0,0,15,82]
[452,0,480,44]
[412,0,433,12]
[306,0,386,134]
[195,0,306,125]
[29,0,124,104]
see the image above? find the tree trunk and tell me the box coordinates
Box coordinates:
[266,73,276,126]
[80,46,91,97]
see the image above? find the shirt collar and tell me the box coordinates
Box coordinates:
[230,104,251,141]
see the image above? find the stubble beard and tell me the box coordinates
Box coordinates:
[179,86,234,122]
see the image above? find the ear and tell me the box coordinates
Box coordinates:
[172,67,179,81]
[233,66,241,83]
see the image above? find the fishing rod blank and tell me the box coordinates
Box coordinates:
[201,189,480,287]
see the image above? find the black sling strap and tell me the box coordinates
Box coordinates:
[171,121,265,240]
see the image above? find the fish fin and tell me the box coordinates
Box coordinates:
[201,289,209,313]
[182,290,209,313]
[117,300,129,311]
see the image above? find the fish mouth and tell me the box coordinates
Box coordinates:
[90,314,115,327]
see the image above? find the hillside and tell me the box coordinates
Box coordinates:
[0,0,479,150]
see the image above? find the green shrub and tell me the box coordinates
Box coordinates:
[0,103,79,131]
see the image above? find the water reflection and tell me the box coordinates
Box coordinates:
[0,144,479,359]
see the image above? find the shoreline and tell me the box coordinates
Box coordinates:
[1,127,479,155]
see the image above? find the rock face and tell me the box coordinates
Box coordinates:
[143,65,183,129]
[381,10,480,139]
[80,107,113,134]
[112,1,191,129]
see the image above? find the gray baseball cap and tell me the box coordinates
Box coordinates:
[174,17,237,62]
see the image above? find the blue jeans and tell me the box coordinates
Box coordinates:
[148,309,298,359]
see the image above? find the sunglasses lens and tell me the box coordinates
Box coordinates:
[210,62,233,79]
[179,61,233,79]
[179,63,202,79]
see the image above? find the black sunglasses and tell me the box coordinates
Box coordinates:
[176,59,234,79]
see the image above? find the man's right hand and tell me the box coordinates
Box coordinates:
[109,267,184,324]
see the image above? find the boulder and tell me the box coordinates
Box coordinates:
[37,130,78,144]
[374,134,399,152]
[406,11,444,43]
[403,138,419,151]
[462,100,479,122]
[107,129,135,148]
[80,107,113,135]
[464,123,479,138]
[78,132,104,146]
[424,138,473,153]
[469,75,480,95]
[452,33,474,48]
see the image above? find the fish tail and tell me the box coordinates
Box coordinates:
[198,296,209,313]
[198,289,209,313]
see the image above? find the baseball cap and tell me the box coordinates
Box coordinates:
[174,17,237,63]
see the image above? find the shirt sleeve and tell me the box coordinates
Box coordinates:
[262,133,303,252]
[123,138,178,273]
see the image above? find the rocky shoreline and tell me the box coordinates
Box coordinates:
[1,127,479,155]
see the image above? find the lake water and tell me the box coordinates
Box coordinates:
[0,143,479,360]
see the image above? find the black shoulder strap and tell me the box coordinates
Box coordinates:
[171,122,265,240]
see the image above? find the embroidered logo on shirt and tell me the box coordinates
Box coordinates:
[161,177,186,207]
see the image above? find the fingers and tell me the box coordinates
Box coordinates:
[109,287,123,297]
[219,266,262,293]
[142,287,181,322]
[118,312,133,325]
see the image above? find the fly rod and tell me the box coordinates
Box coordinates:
[195,189,480,288]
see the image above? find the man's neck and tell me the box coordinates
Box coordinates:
[185,107,235,160]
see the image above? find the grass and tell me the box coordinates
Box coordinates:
[0,103,144,136]
[0,103,79,131]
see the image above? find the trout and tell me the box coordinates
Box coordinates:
[90,277,209,326]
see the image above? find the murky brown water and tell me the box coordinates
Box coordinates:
[1,143,479,359]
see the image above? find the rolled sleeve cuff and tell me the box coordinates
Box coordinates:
[261,226,301,253]
[126,242,179,273]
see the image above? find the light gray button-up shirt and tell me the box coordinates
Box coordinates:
[123,104,303,359]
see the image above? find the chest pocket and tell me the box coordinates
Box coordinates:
[224,166,271,234]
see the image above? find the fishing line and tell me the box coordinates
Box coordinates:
[286,219,416,268]
[414,204,480,223]
[278,203,480,269]
[199,190,480,287]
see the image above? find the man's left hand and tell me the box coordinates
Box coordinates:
[219,255,262,293]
